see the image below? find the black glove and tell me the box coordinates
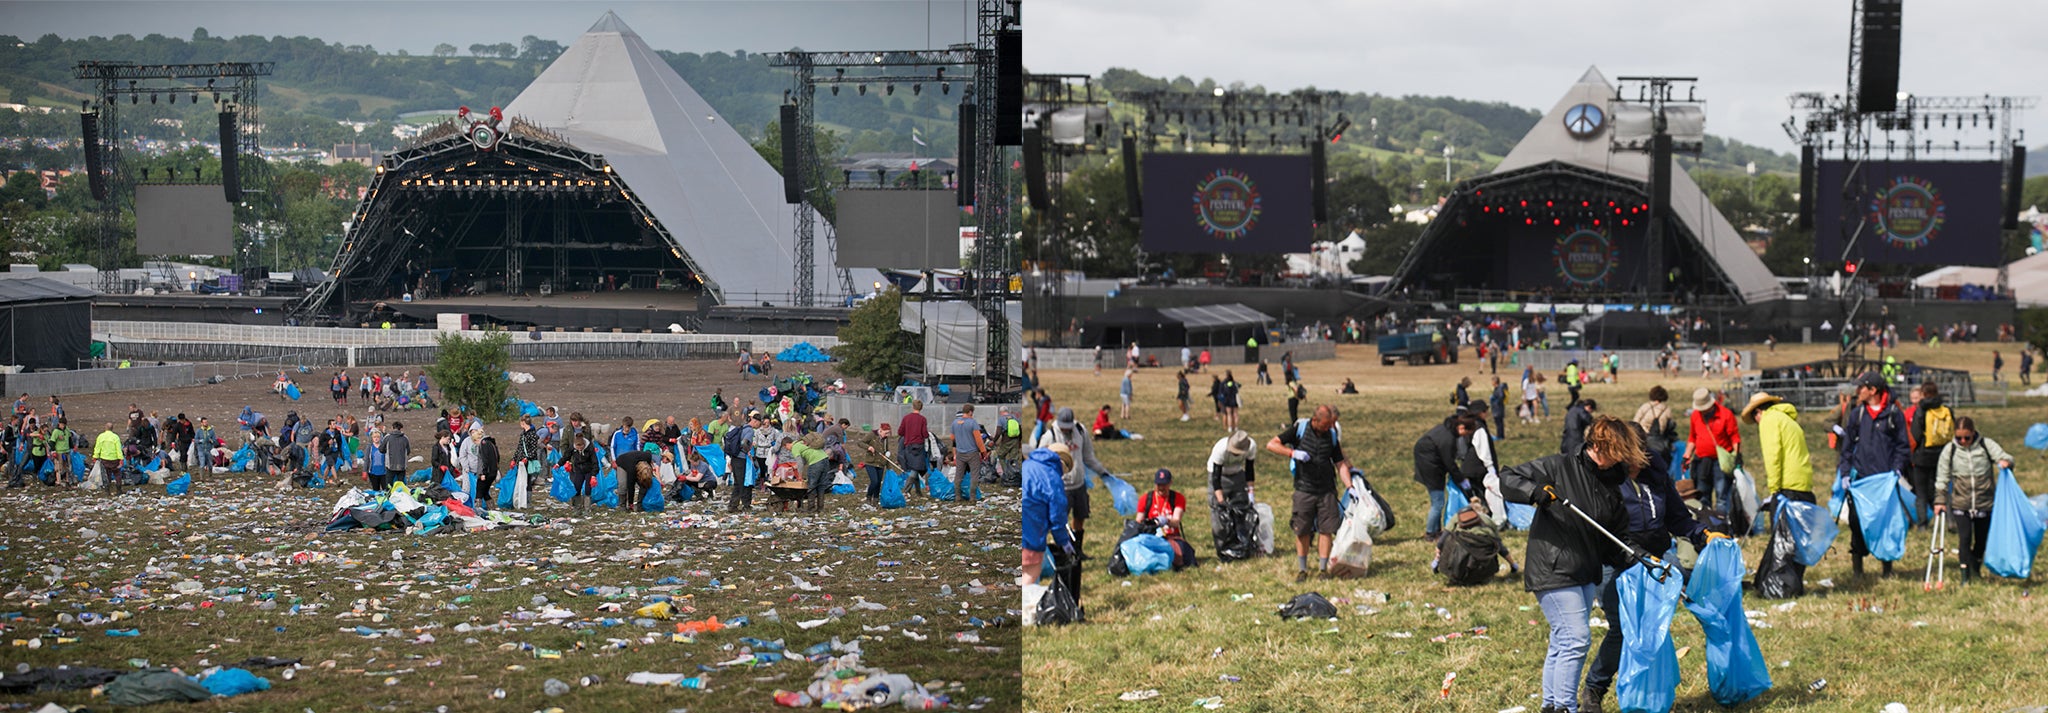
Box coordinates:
[1532,484,1560,508]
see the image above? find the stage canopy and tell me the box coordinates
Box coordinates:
[1081,303,1273,348]
[1387,68,1784,305]
[0,277,95,371]
[899,300,1022,378]
[300,12,875,322]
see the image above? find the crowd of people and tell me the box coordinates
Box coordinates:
[6,371,1030,518]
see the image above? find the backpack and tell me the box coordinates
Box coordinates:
[1004,416,1021,439]
[1922,405,1955,449]
[1439,524,1502,586]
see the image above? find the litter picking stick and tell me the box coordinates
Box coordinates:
[1557,497,1674,580]
[1923,513,1947,592]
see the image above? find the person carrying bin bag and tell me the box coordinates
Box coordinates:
[1932,416,2012,583]
[1838,371,1911,578]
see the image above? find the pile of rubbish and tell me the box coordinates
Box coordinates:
[324,484,538,534]
[776,342,834,363]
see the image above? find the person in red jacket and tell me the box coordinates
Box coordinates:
[1684,388,1741,512]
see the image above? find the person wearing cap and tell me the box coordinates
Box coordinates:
[1840,370,1909,577]
[1207,429,1259,554]
[1267,404,1353,582]
[1138,469,1188,541]
[1020,444,1075,587]
[1683,388,1739,512]
[1559,397,1598,457]
[1036,405,1111,584]
[1741,391,1814,510]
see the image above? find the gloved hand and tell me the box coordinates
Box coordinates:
[1058,542,1077,559]
[1705,531,1732,543]
[1532,484,1560,508]
[1290,450,1310,462]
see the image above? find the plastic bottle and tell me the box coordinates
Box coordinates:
[678,677,707,690]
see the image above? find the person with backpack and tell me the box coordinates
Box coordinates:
[1563,360,1584,407]
[1176,370,1191,422]
[1138,469,1198,570]
[991,407,1025,487]
[724,413,756,511]
[1841,371,1911,577]
[1267,405,1353,583]
[1489,376,1509,440]
[1454,377,1473,410]
[378,421,409,491]
[1413,410,1463,543]
[1684,388,1740,512]
[1500,415,1637,713]
[1437,510,1517,586]
[1560,398,1598,457]
[1631,387,1677,476]
[1933,416,2013,583]
[1577,423,1719,712]
[1907,381,1955,529]
[45,419,73,487]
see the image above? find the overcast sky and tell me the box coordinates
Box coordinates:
[0,1,976,57]
[1029,0,2044,155]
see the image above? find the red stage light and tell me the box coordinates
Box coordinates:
[1476,190,1484,196]
[1608,201,1615,207]
[1553,218,1561,226]
[1581,201,1590,207]
[1593,219,1601,226]
[1330,134,1343,143]
[1525,218,1534,225]
[1615,208,1622,215]
[1545,201,1553,208]
[1520,200,1528,208]
[1622,219,1630,226]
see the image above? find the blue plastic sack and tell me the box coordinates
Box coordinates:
[230,444,255,472]
[550,466,575,503]
[166,472,191,496]
[929,468,958,500]
[1102,474,1138,518]
[592,469,620,508]
[70,452,86,478]
[696,445,728,476]
[1985,468,2045,579]
[1668,449,1686,480]
[1443,479,1472,530]
[497,468,519,509]
[1685,538,1772,705]
[1778,499,1839,567]
[831,481,857,495]
[2033,494,2048,531]
[1120,533,1175,576]
[1505,502,1536,530]
[519,400,544,418]
[415,505,449,534]
[2026,423,2048,451]
[200,668,270,697]
[1615,561,1684,713]
[880,470,908,509]
[407,468,431,485]
[440,472,474,504]
[1847,471,1908,562]
[307,471,325,489]
[641,478,667,512]
[744,457,760,487]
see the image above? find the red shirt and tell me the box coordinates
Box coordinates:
[1688,403,1740,457]
[1139,489,1187,538]
[897,412,929,445]
[1093,410,1114,434]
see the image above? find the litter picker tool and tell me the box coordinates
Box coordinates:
[1923,511,1947,592]
[1557,495,1679,583]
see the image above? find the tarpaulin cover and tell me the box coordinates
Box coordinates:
[1102,474,1137,518]
[1847,471,1909,562]
[880,470,908,509]
[1779,499,1839,566]
[775,342,833,362]
[1615,562,1683,713]
[1985,468,2045,579]
[200,668,270,697]
[1686,538,1773,705]
[1119,533,1174,576]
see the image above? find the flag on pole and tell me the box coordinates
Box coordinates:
[911,126,927,147]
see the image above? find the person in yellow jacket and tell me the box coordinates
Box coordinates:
[93,423,125,494]
[1740,392,1814,505]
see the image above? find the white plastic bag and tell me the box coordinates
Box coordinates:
[1253,498,1276,555]
[1733,466,1761,532]
[1330,506,1375,577]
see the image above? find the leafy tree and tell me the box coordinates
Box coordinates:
[1347,220,1424,276]
[831,288,914,387]
[433,43,457,57]
[518,35,564,63]
[1,171,48,210]
[468,43,487,57]
[426,330,516,421]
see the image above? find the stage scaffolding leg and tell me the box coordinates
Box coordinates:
[504,195,524,296]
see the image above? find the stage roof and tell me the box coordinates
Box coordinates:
[1917,251,2048,306]
[1157,304,1273,331]
[503,12,877,304]
[0,277,96,305]
[1492,67,1784,303]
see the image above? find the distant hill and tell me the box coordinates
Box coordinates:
[1095,67,1798,175]
[0,28,957,158]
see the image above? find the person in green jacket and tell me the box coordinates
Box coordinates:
[46,420,74,487]
[93,423,124,494]
[1741,392,1814,505]
[791,432,834,513]
[1933,417,2013,583]
[24,423,49,487]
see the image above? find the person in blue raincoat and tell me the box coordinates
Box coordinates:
[1579,423,1725,711]
[1020,445,1075,587]
[1933,417,2012,583]
[1839,371,1910,577]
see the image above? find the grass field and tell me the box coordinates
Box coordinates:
[1023,342,2048,713]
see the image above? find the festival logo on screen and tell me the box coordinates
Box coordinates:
[1866,175,1947,250]
[1189,169,1263,241]
[1552,227,1619,287]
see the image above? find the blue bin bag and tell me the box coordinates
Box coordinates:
[166,472,192,496]
[307,471,325,489]
[1615,562,1684,713]
[228,444,253,471]
[831,480,858,495]
[929,468,958,500]
[1443,479,1473,531]
[550,466,576,503]
[283,383,302,400]
[1847,471,1909,562]
[414,505,450,535]
[2032,494,2048,531]
[744,457,761,487]
[1102,474,1138,518]
[1829,471,1849,521]
[641,479,667,512]
[696,446,728,476]
[591,469,620,508]
[1985,468,2046,579]
[880,470,908,509]
[2026,423,2048,451]
[201,668,270,697]
[520,400,544,418]
[70,452,87,478]
[1669,450,1687,481]
[1120,533,1175,576]
[1685,538,1772,706]
[407,468,431,485]
[1505,502,1537,530]
[497,467,519,509]
[440,472,474,504]
[1778,499,1840,567]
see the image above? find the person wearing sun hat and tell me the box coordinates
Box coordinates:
[1740,391,1814,508]
[1684,387,1740,512]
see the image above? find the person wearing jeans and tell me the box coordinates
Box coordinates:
[1412,412,1461,542]
[1503,415,1637,713]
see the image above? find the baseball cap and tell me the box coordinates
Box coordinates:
[1154,468,1173,485]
